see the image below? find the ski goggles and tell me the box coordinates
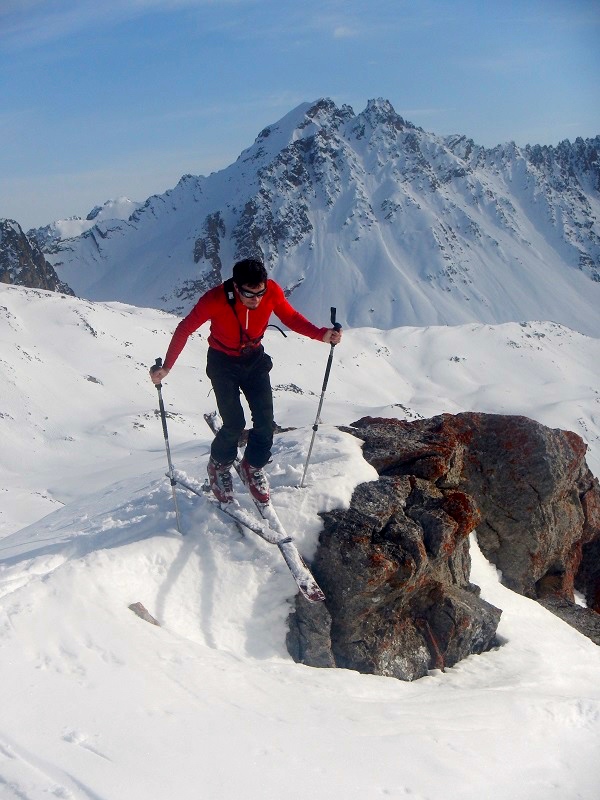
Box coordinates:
[237,286,267,298]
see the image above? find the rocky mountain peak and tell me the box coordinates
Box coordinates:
[86,197,137,222]
[360,96,407,130]
[28,197,143,253]
[0,219,74,294]
[39,98,600,335]
[302,97,355,130]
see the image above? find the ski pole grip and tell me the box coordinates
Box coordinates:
[151,357,163,388]
[330,307,342,335]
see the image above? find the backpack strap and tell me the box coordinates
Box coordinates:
[223,278,236,307]
[218,277,263,355]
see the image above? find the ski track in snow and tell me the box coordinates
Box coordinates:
[0,285,599,800]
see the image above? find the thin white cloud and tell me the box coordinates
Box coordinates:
[1,0,417,53]
[333,25,358,39]
[0,0,247,50]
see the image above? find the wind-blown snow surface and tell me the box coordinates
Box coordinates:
[1,284,599,800]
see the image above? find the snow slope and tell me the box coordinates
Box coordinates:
[1,284,599,800]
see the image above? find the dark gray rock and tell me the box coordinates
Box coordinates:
[575,495,600,612]
[0,219,74,294]
[287,412,600,677]
[346,413,600,611]
[288,474,500,680]
[456,413,597,601]
[537,596,600,645]
[285,598,334,668]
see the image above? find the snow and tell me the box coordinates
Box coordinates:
[1,283,599,800]
[29,198,142,247]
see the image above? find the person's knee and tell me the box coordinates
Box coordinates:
[220,409,245,432]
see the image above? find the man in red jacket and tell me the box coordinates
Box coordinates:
[150,258,342,504]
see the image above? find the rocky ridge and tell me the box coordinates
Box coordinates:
[0,220,73,295]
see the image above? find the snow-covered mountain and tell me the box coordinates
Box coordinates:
[1,283,599,799]
[44,98,600,336]
[28,196,141,252]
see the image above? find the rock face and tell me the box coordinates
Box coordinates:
[577,538,600,615]
[455,414,599,603]
[351,413,600,601]
[287,473,501,680]
[0,219,73,294]
[287,413,600,677]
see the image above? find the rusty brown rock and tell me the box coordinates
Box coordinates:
[347,412,600,607]
[287,412,600,677]
[287,473,500,681]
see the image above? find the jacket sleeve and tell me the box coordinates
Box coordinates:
[163,292,214,370]
[271,284,328,341]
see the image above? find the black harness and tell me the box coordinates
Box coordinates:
[215,278,264,356]
[213,279,288,357]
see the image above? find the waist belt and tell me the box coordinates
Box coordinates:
[211,336,263,358]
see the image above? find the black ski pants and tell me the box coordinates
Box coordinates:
[206,346,274,468]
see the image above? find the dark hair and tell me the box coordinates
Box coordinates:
[232,259,268,288]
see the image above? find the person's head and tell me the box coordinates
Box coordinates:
[232,259,268,308]
[232,259,267,289]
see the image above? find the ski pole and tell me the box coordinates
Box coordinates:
[151,357,183,534]
[300,308,342,488]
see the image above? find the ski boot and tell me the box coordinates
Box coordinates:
[239,458,270,504]
[207,457,234,503]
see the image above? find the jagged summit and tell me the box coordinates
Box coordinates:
[359,96,409,129]
[36,97,600,336]
[243,97,407,163]
[236,98,353,168]
[0,219,73,294]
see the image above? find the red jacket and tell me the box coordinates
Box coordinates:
[164,280,327,369]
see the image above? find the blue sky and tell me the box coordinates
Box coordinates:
[1,0,599,229]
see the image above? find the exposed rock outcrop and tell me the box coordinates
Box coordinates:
[287,413,600,678]
[0,219,73,294]
[287,473,501,681]
[348,413,600,599]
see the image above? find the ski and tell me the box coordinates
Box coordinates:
[203,412,326,603]
[172,469,325,602]
[170,471,281,544]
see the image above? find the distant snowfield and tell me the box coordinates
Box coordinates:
[30,197,141,244]
[1,284,599,800]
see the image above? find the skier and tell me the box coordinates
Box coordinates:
[150,258,342,504]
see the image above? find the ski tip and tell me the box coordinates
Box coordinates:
[300,585,326,603]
